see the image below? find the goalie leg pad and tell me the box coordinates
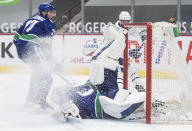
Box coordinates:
[99,92,145,119]
[90,60,104,85]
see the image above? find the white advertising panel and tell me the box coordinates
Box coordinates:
[1,34,192,74]
[63,35,103,74]
[0,34,64,73]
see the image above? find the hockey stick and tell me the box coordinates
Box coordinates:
[35,46,76,86]
[55,72,76,86]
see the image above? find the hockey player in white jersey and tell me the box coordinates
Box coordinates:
[47,23,146,121]
[116,11,131,28]
[115,11,146,93]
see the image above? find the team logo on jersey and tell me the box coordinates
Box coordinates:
[76,88,94,97]
[83,38,101,57]
[0,0,20,5]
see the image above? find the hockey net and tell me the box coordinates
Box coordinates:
[123,22,192,123]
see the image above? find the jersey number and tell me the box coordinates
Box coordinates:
[24,20,39,32]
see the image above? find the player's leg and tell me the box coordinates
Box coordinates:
[29,64,53,109]
[16,43,53,109]
[15,43,37,64]
[30,45,53,109]
[99,88,145,119]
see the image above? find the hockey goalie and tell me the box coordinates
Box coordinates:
[46,12,192,123]
[47,21,146,121]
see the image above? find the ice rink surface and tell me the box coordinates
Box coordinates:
[0,73,192,131]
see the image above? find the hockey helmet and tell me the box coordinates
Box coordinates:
[119,11,131,22]
[38,3,55,12]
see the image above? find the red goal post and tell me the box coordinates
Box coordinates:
[123,23,152,124]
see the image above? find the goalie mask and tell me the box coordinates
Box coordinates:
[119,11,131,25]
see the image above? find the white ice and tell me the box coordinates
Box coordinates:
[0,73,192,131]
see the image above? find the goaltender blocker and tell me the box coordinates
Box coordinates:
[47,22,146,121]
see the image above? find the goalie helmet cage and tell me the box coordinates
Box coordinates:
[123,22,192,124]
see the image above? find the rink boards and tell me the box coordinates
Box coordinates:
[0,34,192,78]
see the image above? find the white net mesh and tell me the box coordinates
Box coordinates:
[125,22,192,123]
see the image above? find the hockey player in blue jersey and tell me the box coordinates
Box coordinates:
[47,23,146,121]
[13,3,56,109]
